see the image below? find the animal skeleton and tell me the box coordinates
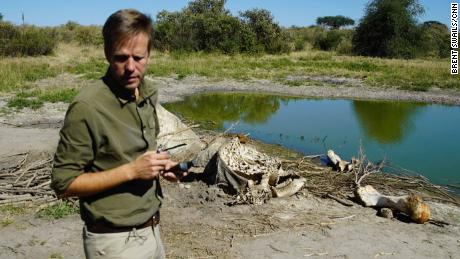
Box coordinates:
[218,138,306,205]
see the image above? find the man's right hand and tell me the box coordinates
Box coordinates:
[129,151,171,180]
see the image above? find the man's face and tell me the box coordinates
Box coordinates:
[107,33,150,92]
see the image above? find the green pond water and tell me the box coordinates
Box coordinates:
[164,93,460,191]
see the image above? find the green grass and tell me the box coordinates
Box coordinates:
[38,88,79,103]
[7,97,44,110]
[68,57,106,80]
[8,88,79,110]
[0,204,27,227]
[36,201,79,219]
[0,61,60,92]
[0,44,458,95]
[148,51,459,91]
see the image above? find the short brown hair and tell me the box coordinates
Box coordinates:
[102,9,153,58]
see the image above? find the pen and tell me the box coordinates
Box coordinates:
[156,143,187,153]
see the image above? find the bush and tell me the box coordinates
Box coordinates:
[418,21,450,58]
[153,0,290,54]
[313,29,352,52]
[240,8,291,54]
[314,30,342,51]
[286,26,327,52]
[352,0,424,59]
[53,22,102,46]
[294,38,306,51]
[154,4,257,53]
[336,37,353,55]
[0,22,58,57]
[74,25,103,46]
[55,21,79,43]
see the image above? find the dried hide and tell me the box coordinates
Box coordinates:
[215,138,306,205]
[156,103,204,161]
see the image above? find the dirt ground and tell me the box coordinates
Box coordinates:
[1,75,459,259]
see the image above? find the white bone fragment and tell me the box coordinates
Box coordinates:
[327,150,342,165]
[271,178,306,198]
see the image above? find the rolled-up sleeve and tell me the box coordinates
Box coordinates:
[51,101,95,193]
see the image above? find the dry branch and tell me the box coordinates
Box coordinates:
[0,152,56,205]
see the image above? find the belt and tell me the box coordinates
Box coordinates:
[86,211,160,234]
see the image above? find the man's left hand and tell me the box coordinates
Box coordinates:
[161,161,188,182]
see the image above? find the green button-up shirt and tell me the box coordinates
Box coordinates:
[51,72,161,227]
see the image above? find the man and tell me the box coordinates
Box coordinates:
[51,9,184,259]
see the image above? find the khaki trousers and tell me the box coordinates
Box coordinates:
[83,225,166,259]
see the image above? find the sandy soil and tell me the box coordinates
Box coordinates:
[0,75,459,259]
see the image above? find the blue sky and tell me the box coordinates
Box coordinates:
[0,0,453,27]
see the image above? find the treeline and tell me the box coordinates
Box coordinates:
[352,0,450,59]
[0,22,57,56]
[0,20,101,57]
[153,0,290,54]
[0,0,451,58]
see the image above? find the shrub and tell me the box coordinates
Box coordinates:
[336,37,353,55]
[0,22,58,57]
[53,22,102,46]
[294,38,306,51]
[286,26,327,51]
[314,29,352,52]
[74,25,103,46]
[55,21,79,43]
[314,30,342,51]
[418,21,450,58]
[240,8,291,54]
[352,0,424,58]
[153,0,290,54]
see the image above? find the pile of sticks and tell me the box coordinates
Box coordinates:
[282,157,460,206]
[0,152,56,205]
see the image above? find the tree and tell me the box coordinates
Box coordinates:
[240,8,291,53]
[316,15,355,29]
[352,0,424,58]
[154,0,257,53]
[419,21,450,58]
[0,12,3,21]
[187,0,227,15]
[153,0,290,54]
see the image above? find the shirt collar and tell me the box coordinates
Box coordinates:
[103,69,156,106]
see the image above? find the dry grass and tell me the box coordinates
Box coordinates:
[0,44,104,93]
[0,44,457,94]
